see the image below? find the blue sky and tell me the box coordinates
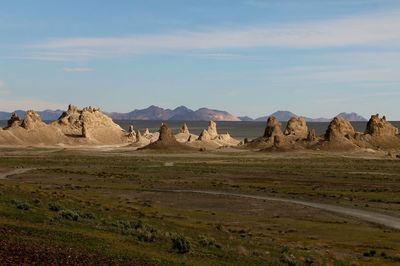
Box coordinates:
[1,0,400,119]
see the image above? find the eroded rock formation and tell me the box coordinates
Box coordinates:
[263,116,283,138]
[325,117,355,141]
[21,110,46,130]
[7,112,20,128]
[52,104,126,144]
[365,114,398,137]
[179,123,189,134]
[284,117,308,139]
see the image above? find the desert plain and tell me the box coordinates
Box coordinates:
[0,106,399,265]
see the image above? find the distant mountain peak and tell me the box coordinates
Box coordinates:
[107,105,239,121]
[337,112,367,121]
[254,111,367,122]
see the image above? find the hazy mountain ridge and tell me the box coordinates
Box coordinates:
[107,105,240,121]
[0,110,64,121]
[0,107,368,122]
[254,111,367,122]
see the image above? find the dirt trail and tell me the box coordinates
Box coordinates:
[151,189,400,230]
[0,168,35,179]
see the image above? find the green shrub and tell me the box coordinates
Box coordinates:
[80,212,96,219]
[172,235,191,254]
[60,209,79,221]
[136,230,156,242]
[199,235,221,248]
[11,199,30,210]
[32,198,41,205]
[16,202,30,210]
[48,202,62,212]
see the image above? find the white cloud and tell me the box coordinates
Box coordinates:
[24,10,400,61]
[0,98,65,112]
[63,67,95,72]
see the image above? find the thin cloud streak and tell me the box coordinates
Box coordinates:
[63,67,95,72]
[25,10,400,61]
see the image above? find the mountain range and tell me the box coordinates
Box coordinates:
[0,106,368,122]
[254,111,367,122]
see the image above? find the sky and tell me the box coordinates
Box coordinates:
[1,0,400,119]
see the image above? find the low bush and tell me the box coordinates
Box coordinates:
[199,235,221,248]
[11,199,30,210]
[60,209,79,221]
[172,235,191,254]
[48,202,62,212]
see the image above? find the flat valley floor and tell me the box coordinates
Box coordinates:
[0,147,399,265]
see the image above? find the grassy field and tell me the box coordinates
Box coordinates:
[0,147,399,265]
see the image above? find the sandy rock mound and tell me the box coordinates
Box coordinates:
[7,112,21,128]
[175,123,198,143]
[317,116,359,151]
[307,129,318,142]
[264,116,283,138]
[21,110,46,130]
[325,117,356,141]
[0,110,67,146]
[141,128,159,143]
[127,125,137,140]
[205,121,218,138]
[52,104,127,144]
[365,114,399,137]
[191,121,240,148]
[244,116,284,150]
[179,123,189,134]
[198,129,211,141]
[142,124,192,150]
[284,117,308,139]
[362,114,400,149]
[129,129,150,147]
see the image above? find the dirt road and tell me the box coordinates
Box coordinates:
[0,168,35,179]
[152,189,400,230]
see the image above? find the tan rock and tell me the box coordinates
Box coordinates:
[325,117,355,141]
[263,116,283,138]
[52,104,127,144]
[21,110,46,130]
[198,129,211,141]
[7,112,21,128]
[307,129,317,142]
[206,121,218,138]
[158,124,176,143]
[136,130,142,142]
[142,124,191,150]
[284,117,308,139]
[179,123,190,134]
[273,135,283,148]
[365,114,398,137]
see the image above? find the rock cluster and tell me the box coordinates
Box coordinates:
[263,116,283,138]
[21,110,46,130]
[365,114,398,137]
[7,112,21,128]
[142,124,191,150]
[195,121,239,147]
[1,104,399,152]
[158,124,177,144]
[284,117,308,139]
[52,104,127,144]
[325,117,355,141]
[206,121,218,138]
[179,123,189,134]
